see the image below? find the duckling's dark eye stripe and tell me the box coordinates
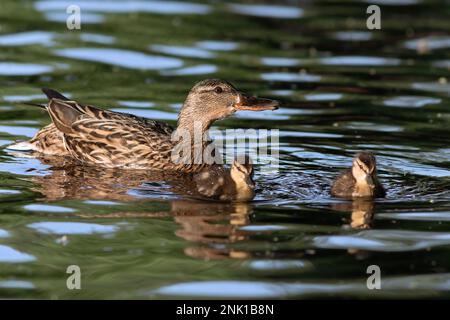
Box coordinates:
[357,163,366,172]
[235,164,247,174]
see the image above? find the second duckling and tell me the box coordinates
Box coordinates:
[194,156,255,202]
[331,152,385,199]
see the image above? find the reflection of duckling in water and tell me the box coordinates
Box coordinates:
[194,156,255,202]
[332,199,375,229]
[331,152,385,198]
[350,200,374,229]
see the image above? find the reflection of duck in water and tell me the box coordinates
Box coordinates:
[29,154,256,202]
[331,152,385,198]
[10,79,278,172]
[25,156,257,259]
[24,154,180,201]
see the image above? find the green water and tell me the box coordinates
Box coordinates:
[0,0,450,299]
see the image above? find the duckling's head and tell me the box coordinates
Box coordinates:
[178,79,279,129]
[231,156,254,179]
[230,155,255,201]
[352,152,377,183]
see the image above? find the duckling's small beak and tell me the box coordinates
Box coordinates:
[234,93,279,111]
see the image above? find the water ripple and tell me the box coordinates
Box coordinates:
[377,212,450,222]
[229,4,303,19]
[160,64,217,76]
[152,273,450,298]
[382,96,441,108]
[261,57,300,67]
[0,189,21,196]
[80,33,115,44]
[0,125,39,137]
[54,48,183,70]
[332,31,373,41]
[313,230,450,252]
[261,72,321,82]
[35,0,211,15]
[0,280,35,289]
[404,36,450,51]
[305,93,343,101]
[0,245,36,263]
[319,56,401,66]
[412,82,450,95]
[0,31,55,46]
[0,229,10,238]
[363,0,419,5]
[28,222,119,235]
[196,41,238,51]
[0,62,54,76]
[44,12,104,24]
[150,44,215,59]
[117,101,155,108]
[24,204,76,213]
[247,260,313,271]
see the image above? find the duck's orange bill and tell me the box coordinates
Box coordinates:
[234,94,279,111]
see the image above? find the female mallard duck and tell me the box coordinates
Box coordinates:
[331,152,385,198]
[194,155,255,202]
[10,79,278,172]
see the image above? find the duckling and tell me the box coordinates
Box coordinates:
[9,79,278,172]
[331,152,385,198]
[194,156,255,202]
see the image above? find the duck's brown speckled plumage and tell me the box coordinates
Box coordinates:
[49,99,177,170]
[27,123,67,156]
[13,80,279,173]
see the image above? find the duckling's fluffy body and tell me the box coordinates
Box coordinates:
[331,169,385,198]
[194,157,255,202]
[331,152,385,198]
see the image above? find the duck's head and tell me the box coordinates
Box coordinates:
[352,152,377,184]
[178,79,279,129]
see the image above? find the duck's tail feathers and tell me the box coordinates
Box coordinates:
[22,102,47,109]
[6,141,35,152]
[42,88,70,101]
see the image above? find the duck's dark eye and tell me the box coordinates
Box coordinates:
[214,86,223,94]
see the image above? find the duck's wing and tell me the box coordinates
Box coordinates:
[42,88,173,134]
[47,99,174,168]
[330,170,355,198]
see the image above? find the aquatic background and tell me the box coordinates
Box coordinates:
[0,0,450,299]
